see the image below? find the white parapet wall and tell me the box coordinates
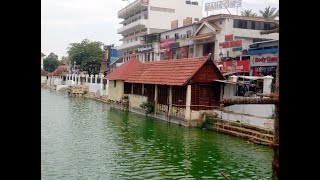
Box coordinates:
[56,85,68,91]
[41,76,47,84]
[53,78,63,85]
[66,80,75,86]
[224,104,275,118]
[213,109,274,130]
[88,83,103,94]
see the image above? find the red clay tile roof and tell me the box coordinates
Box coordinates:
[41,70,49,76]
[126,57,222,86]
[48,64,68,76]
[104,55,141,80]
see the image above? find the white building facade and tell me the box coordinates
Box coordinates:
[117,0,202,62]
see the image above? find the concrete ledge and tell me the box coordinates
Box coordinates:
[213,109,274,130]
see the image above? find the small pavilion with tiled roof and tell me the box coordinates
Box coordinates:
[104,54,142,101]
[122,54,225,126]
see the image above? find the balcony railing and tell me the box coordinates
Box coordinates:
[117,40,144,50]
[117,19,148,34]
[120,31,147,41]
[118,0,148,18]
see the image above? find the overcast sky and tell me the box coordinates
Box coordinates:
[41,0,279,58]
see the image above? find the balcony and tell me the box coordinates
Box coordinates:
[118,0,148,19]
[117,39,144,50]
[120,31,147,41]
[117,19,148,34]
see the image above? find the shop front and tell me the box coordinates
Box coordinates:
[250,53,278,77]
[137,44,153,62]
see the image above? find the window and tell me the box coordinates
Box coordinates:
[133,83,143,95]
[175,33,179,40]
[165,35,170,39]
[186,30,192,38]
[114,81,116,88]
[233,19,240,28]
[247,21,253,29]
[124,83,132,94]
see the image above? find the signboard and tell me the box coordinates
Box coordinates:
[137,45,152,53]
[195,37,215,44]
[205,0,242,11]
[250,54,278,67]
[219,40,242,48]
[169,42,180,49]
[216,60,250,73]
[219,34,242,48]
[160,38,175,50]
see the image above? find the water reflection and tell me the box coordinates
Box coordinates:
[41,89,272,180]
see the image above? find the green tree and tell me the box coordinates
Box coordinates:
[259,6,279,19]
[240,9,257,17]
[43,52,60,72]
[67,39,104,75]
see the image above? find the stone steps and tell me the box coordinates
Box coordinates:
[212,122,274,141]
[212,118,274,136]
[204,113,274,146]
[211,126,273,146]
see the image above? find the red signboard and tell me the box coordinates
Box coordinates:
[225,34,233,41]
[219,40,242,48]
[216,60,250,73]
[160,38,175,50]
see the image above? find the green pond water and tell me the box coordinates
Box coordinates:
[41,89,272,179]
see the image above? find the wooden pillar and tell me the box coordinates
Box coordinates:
[168,86,173,117]
[141,84,144,95]
[220,84,224,101]
[131,83,134,94]
[273,104,279,180]
[154,85,158,114]
[185,85,191,121]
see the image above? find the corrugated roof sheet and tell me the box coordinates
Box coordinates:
[126,57,216,86]
[104,55,141,80]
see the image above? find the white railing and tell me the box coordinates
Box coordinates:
[117,39,144,50]
[118,0,142,16]
[117,19,148,34]
[120,31,147,41]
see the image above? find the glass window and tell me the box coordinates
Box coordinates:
[175,33,179,40]
[187,30,192,38]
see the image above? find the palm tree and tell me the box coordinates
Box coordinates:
[259,6,279,19]
[240,9,257,17]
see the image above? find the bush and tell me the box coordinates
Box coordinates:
[140,101,154,115]
[199,118,214,129]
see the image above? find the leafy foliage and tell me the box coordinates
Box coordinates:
[259,6,279,19]
[67,39,104,75]
[240,9,257,17]
[43,52,60,72]
[140,101,154,115]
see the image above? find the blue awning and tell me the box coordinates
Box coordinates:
[248,48,278,55]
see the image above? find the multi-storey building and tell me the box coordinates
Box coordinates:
[117,0,202,62]
[158,14,279,75]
